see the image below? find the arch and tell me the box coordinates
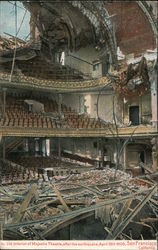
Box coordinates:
[138,1,157,38]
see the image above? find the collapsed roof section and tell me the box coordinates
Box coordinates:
[0,48,153,95]
[23,1,157,64]
[0,1,157,93]
[23,0,117,66]
[114,57,150,98]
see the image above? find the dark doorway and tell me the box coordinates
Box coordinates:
[140,151,145,163]
[129,106,139,125]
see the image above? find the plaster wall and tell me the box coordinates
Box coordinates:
[123,94,151,125]
[65,45,107,77]
[62,94,81,113]
[51,137,100,160]
[86,94,114,122]
[126,143,152,168]
[62,93,114,122]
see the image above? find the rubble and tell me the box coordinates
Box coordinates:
[0,36,26,52]
[0,167,157,240]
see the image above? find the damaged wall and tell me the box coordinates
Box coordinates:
[65,45,109,77]
[50,137,115,163]
[105,1,156,56]
[51,138,100,160]
[126,142,152,169]
[123,94,151,125]
[62,92,114,122]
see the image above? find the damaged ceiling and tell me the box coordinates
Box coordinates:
[22,1,157,66]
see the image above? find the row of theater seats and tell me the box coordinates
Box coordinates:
[1,114,100,129]
[16,58,84,81]
[0,114,106,129]
[7,156,90,181]
[9,156,78,170]
[6,96,74,114]
[1,114,57,128]
[1,160,39,185]
[0,95,107,129]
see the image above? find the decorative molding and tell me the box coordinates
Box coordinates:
[0,75,111,93]
[0,126,157,138]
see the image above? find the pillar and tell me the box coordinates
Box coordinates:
[100,139,104,167]
[151,137,158,172]
[35,139,40,155]
[2,88,7,119]
[28,139,35,156]
[44,139,47,157]
[151,61,158,129]
[42,139,47,157]
[123,144,127,170]
[58,94,62,119]
[2,137,5,160]
[46,139,50,156]
[58,138,61,159]
[39,138,43,156]
[79,95,85,114]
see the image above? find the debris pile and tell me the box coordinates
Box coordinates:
[115,57,150,97]
[0,36,26,52]
[0,167,157,240]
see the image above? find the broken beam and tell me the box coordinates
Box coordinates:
[12,184,38,223]
[4,187,154,230]
[106,185,157,240]
[53,185,70,212]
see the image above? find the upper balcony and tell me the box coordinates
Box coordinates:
[0,94,157,138]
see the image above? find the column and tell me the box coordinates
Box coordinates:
[2,88,7,119]
[123,144,127,170]
[58,94,62,119]
[151,62,158,129]
[2,137,5,160]
[39,138,43,156]
[151,137,158,172]
[28,139,35,156]
[44,139,47,157]
[58,138,61,160]
[42,139,46,157]
[46,139,50,157]
[35,139,40,155]
[100,139,104,167]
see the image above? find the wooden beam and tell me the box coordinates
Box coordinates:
[141,218,158,223]
[4,187,155,230]
[25,199,87,212]
[106,185,157,240]
[12,184,38,223]
[108,198,133,236]
[53,185,70,212]
[78,184,105,196]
